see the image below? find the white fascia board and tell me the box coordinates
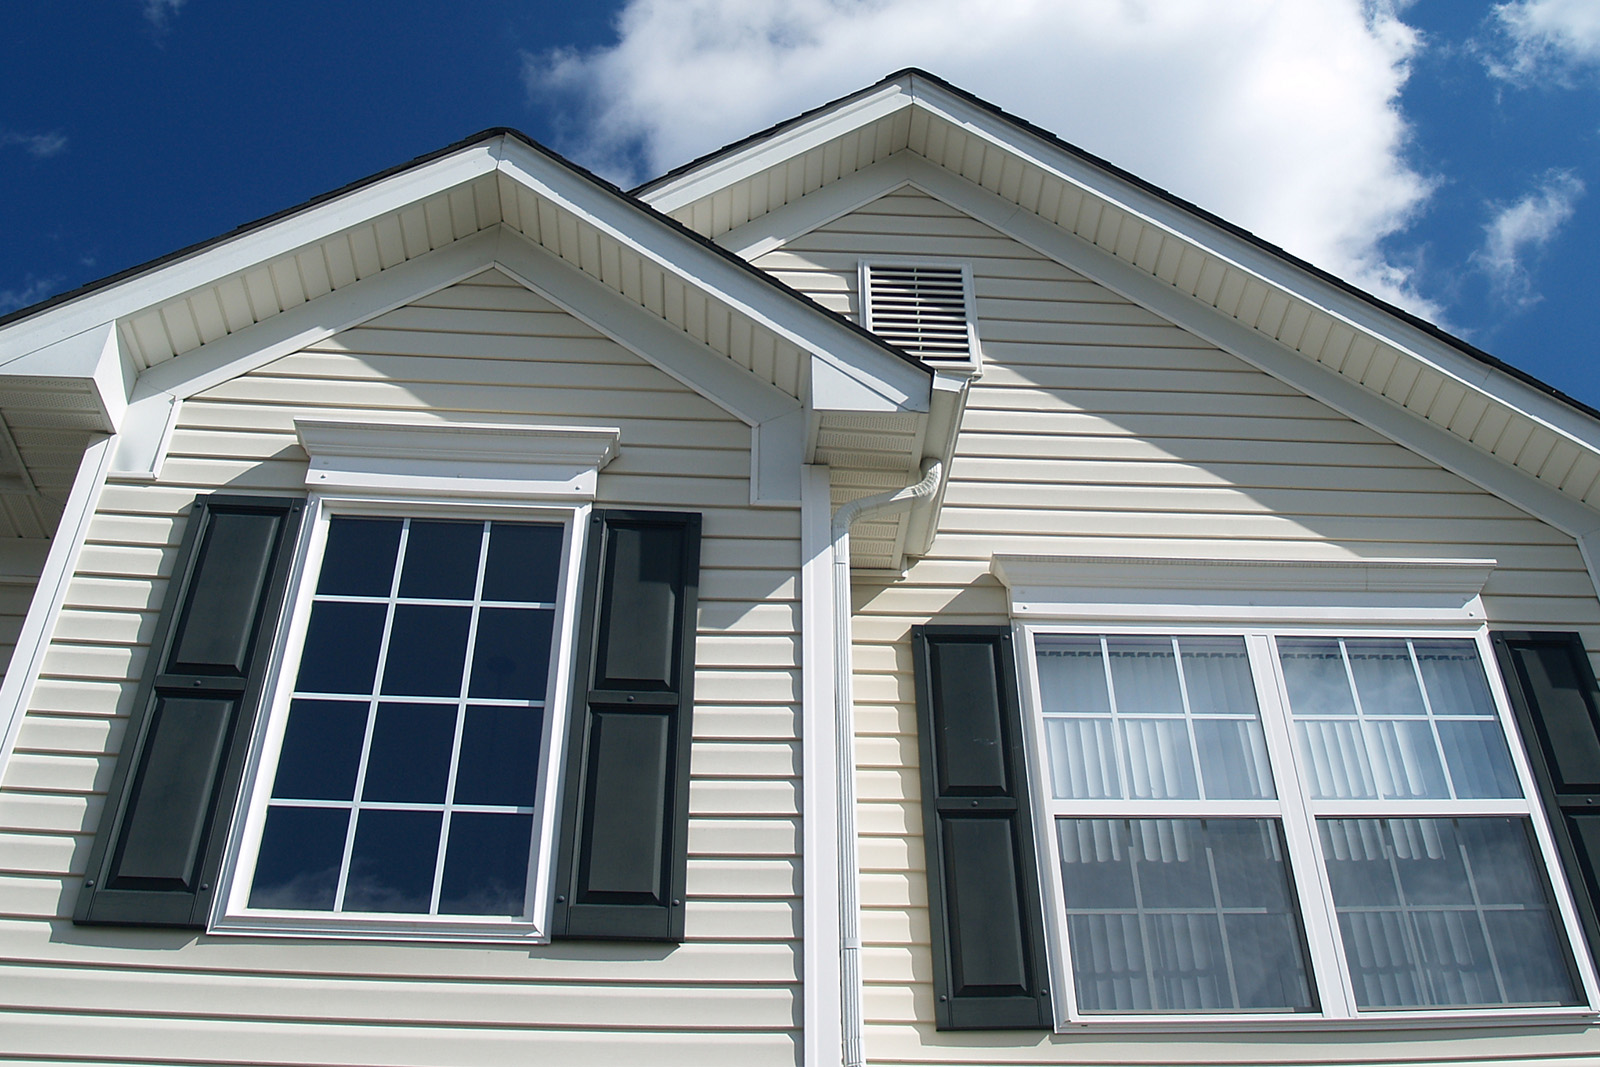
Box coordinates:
[907,159,1600,551]
[0,143,502,362]
[903,77,1600,456]
[494,140,930,416]
[639,80,914,214]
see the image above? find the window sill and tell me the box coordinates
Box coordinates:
[1052,1005,1600,1034]
[209,913,551,945]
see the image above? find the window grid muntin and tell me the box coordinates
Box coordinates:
[1020,623,1591,1026]
[250,511,561,924]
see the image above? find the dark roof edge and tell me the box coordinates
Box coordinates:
[0,122,929,382]
[636,66,1600,426]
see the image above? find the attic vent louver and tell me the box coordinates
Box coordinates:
[861,262,979,367]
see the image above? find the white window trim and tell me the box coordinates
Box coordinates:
[210,418,619,943]
[993,553,1600,1031]
[858,257,982,373]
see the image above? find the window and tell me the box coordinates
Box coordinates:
[1025,629,1588,1021]
[859,260,980,369]
[76,419,702,943]
[218,505,580,940]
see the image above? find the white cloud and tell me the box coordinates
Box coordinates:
[1490,0,1600,82]
[143,0,186,30]
[1,130,67,159]
[0,276,62,315]
[1471,169,1584,308]
[525,0,1440,315]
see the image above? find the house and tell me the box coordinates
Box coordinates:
[0,67,1599,1066]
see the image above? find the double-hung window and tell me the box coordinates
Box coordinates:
[218,503,581,940]
[988,554,1599,1027]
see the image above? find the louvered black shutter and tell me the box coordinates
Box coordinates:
[1493,630,1600,964]
[911,626,1052,1029]
[553,510,700,941]
[75,494,304,927]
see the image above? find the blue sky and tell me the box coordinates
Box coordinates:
[3,1,1597,409]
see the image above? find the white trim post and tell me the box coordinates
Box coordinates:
[0,434,115,779]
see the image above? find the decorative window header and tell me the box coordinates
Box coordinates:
[294,418,621,500]
[990,553,1497,625]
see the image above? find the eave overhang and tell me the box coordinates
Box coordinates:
[0,128,938,515]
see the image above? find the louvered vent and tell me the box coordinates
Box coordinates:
[862,263,977,366]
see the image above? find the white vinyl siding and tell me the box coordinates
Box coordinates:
[759,187,1600,1065]
[0,269,802,1067]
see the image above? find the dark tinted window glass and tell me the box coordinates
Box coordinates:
[316,517,401,597]
[482,522,563,603]
[362,703,457,803]
[439,812,534,915]
[296,601,387,694]
[454,705,542,807]
[271,699,368,800]
[468,608,553,701]
[250,806,349,910]
[398,521,482,600]
[344,809,442,913]
[381,604,471,697]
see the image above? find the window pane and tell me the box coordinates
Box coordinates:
[468,608,554,701]
[454,706,542,807]
[295,601,386,694]
[1414,639,1497,718]
[439,812,535,916]
[316,517,401,597]
[250,806,348,911]
[1179,637,1258,717]
[380,604,471,697]
[1106,637,1183,715]
[1279,638,1357,717]
[482,522,563,603]
[1120,718,1198,800]
[271,699,367,801]
[361,703,457,804]
[1058,818,1314,1013]
[1037,637,1110,714]
[397,520,482,600]
[344,809,442,913]
[1319,817,1580,1008]
[1347,639,1427,716]
[1045,717,1120,800]
[1194,718,1275,800]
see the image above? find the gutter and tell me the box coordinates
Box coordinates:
[827,458,943,1067]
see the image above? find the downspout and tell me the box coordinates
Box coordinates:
[830,457,943,1067]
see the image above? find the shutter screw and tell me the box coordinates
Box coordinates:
[84,880,94,888]
[627,695,635,702]
[200,884,209,892]
[939,995,948,1002]
[971,800,979,807]
[192,680,202,687]
[672,899,682,907]
[556,895,565,903]
[1588,799,1595,805]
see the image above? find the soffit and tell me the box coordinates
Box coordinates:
[642,74,1600,517]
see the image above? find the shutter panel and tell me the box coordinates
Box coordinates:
[911,625,1052,1029]
[1493,631,1600,965]
[75,494,304,927]
[553,510,700,941]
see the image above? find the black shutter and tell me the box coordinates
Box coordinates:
[553,510,700,941]
[911,626,1052,1029]
[1493,630,1600,964]
[75,494,304,927]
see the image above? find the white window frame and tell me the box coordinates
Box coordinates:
[858,257,982,373]
[994,553,1600,1030]
[211,418,619,943]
